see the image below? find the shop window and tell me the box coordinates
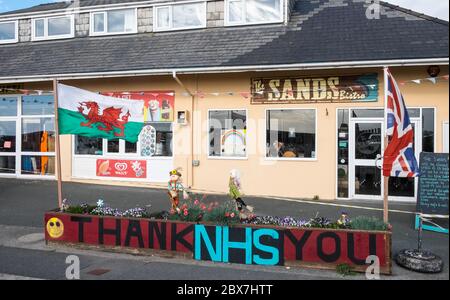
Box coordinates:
[140,123,173,157]
[0,21,18,44]
[0,121,16,153]
[154,2,206,31]
[21,156,55,175]
[422,108,435,153]
[22,95,54,115]
[337,109,349,198]
[21,118,55,152]
[32,16,74,41]
[0,97,17,116]
[208,110,247,158]
[226,0,283,26]
[75,136,103,155]
[91,9,137,35]
[0,156,15,174]
[266,109,316,159]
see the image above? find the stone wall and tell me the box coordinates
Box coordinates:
[75,13,90,37]
[207,0,224,28]
[138,7,153,33]
[18,19,31,42]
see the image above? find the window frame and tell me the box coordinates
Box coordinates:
[72,121,174,159]
[0,20,18,44]
[264,108,318,162]
[89,8,138,36]
[31,15,74,41]
[0,94,56,179]
[207,108,249,160]
[224,0,285,27]
[153,1,207,32]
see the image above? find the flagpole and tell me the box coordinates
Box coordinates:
[383,67,389,223]
[53,79,63,210]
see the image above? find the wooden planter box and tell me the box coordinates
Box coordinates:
[45,211,392,274]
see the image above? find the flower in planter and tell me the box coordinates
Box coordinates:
[230,212,235,218]
[183,209,189,216]
[200,204,207,211]
[194,200,200,206]
[96,199,104,208]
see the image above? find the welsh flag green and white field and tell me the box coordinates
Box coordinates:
[57,84,145,143]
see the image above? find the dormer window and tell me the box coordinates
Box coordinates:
[226,0,284,26]
[154,2,206,32]
[32,15,74,41]
[0,21,18,44]
[91,8,137,36]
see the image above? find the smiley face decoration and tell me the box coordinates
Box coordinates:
[46,217,64,239]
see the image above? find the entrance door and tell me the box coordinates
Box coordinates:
[388,120,421,201]
[349,120,384,199]
[0,120,17,176]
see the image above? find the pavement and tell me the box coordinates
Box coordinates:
[0,178,448,280]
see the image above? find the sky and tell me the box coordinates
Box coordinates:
[0,0,448,21]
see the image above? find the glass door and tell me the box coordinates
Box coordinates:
[388,119,421,201]
[0,120,17,175]
[349,120,384,199]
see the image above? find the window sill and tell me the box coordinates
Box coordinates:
[90,30,138,37]
[264,157,318,162]
[32,35,74,42]
[207,156,248,161]
[0,39,18,44]
[154,25,206,33]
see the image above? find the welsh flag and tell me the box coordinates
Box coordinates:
[58,84,145,143]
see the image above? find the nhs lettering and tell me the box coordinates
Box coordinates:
[194,225,284,266]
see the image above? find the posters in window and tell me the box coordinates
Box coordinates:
[221,129,246,157]
[102,91,174,122]
[96,159,147,178]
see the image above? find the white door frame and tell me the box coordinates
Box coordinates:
[349,118,385,200]
[389,118,421,202]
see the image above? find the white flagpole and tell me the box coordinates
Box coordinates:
[383,67,389,223]
[53,79,63,209]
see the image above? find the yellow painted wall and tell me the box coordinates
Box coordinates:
[25,65,449,200]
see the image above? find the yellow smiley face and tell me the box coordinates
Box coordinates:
[46,217,64,239]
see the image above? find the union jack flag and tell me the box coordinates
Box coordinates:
[383,68,419,178]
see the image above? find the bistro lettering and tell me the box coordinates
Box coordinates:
[251,74,378,103]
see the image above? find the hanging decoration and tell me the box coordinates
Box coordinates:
[1,74,447,100]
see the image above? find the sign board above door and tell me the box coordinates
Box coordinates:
[251,74,378,104]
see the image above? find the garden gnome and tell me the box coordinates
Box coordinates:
[168,168,189,212]
[229,169,253,218]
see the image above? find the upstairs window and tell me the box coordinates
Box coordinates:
[226,0,283,25]
[0,21,18,44]
[154,2,206,31]
[91,9,137,35]
[32,16,74,41]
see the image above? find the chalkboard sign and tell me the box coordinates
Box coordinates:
[417,152,449,215]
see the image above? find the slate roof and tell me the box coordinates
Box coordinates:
[0,0,448,79]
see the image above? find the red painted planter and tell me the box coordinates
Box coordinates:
[45,211,391,274]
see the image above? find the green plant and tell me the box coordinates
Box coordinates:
[203,200,240,225]
[167,198,206,222]
[64,204,96,214]
[336,263,356,276]
[349,216,389,231]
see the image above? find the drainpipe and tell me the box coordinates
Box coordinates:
[172,71,195,188]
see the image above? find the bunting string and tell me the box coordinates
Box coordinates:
[1,74,447,99]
